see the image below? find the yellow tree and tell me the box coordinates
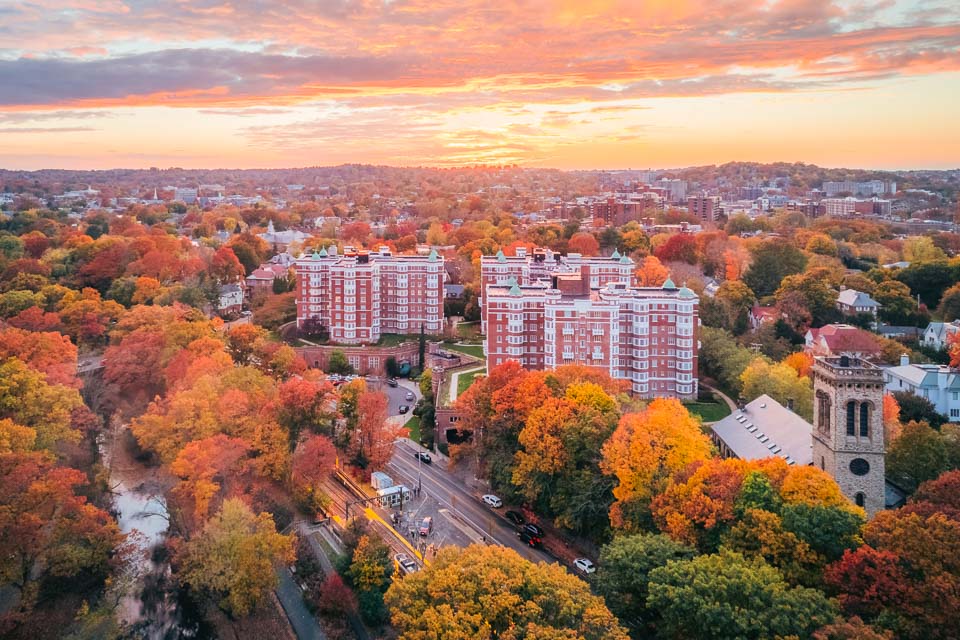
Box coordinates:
[601,398,713,531]
[740,358,813,421]
[179,498,294,617]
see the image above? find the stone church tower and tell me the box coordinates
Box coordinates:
[812,355,886,516]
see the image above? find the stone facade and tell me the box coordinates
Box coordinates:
[295,342,420,376]
[812,355,886,517]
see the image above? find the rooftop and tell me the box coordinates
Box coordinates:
[711,394,813,466]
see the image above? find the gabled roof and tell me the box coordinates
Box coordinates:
[813,324,882,354]
[837,288,879,308]
[711,394,812,466]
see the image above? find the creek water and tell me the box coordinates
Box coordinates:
[99,422,210,639]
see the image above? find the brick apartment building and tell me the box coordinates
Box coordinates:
[294,245,444,345]
[479,247,636,331]
[483,271,700,400]
[687,194,722,223]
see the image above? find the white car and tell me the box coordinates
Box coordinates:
[573,558,596,574]
[482,494,503,508]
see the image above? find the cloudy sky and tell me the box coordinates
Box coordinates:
[0,0,958,170]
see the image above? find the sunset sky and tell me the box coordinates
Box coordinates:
[1,0,958,170]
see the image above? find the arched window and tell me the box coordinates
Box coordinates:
[860,402,870,438]
[816,391,832,434]
[855,492,865,508]
[846,401,856,436]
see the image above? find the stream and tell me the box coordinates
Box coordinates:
[99,422,211,639]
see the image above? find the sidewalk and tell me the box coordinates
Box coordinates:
[275,569,326,640]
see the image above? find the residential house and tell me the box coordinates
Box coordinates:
[750,305,779,330]
[921,320,960,351]
[218,283,244,316]
[245,263,290,295]
[883,355,960,421]
[805,324,882,360]
[837,288,879,318]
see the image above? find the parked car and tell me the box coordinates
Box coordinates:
[524,523,545,537]
[398,405,410,414]
[419,516,433,536]
[573,558,596,574]
[505,510,525,526]
[386,378,399,387]
[414,451,432,464]
[517,529,542,547]
[405,391,416,401]
[394,553,419,576]
[482,494,503,508]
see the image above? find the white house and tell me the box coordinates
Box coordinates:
[921,320,960,351]
[883,355,960,421]
[837,288,879,317]
[218,283,244,315]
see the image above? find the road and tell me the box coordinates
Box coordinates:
[386,440,552,564]
[275,568,326,640]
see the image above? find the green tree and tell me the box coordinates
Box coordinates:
[327,349,354,375]
[740,358,814,421]
[180,498,295,616]
[744,239,808,297]
[384,544,628,640]
[647,550,839,640]
[886,421,960,493]
[895,260,960,308]
[698,326,757,396]
[892,391,945,429]
[874,280,918,325]
[595,533,695,633]
[937,283,960,322]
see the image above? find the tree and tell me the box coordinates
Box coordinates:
[568,232,600,256]
[347,534,393,624]
[721,508,825,586]
[814,617,894,640]
[327,350,353,375]
[938,283,960,322]
[635,255,669,287]
[903,236,947,263]
[712,280,756,333]
[874,280,918,325]
[740,358,813,421]
[0,357,84,451]
[171,435,249,526]
[885,421,959,493]
[647,550,838,640]
[744,239,808,297]
[783,351,814,378]
[291,435,336,513]
[179,498,294,617]
[891,391,945,429]
[355,390,398,473]
[895,260,960,308]
[698,326,757,396]
[595,533,695,632]
[210,246,245,283]
[0,326,79,388]
[601,398,713,531]
[275,376,337,445]
[512,383,620,535]
[384,544,628,640]
[775,269,840,327]
[0,452,121,610]
[655,233,700,264]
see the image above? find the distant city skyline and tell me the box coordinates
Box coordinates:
[1,1,959,170]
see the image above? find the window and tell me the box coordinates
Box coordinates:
[855,492,866,508]
[846,401,856,436]
[859,403,870,437]
[850,458,870,476]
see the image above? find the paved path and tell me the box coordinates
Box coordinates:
[275,569,326,640]
[448,365,484,403]
[300,523,371,640]
[701,382,738,413]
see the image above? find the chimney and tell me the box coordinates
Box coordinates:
[900,353,910,366]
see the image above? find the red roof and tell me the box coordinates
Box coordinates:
[814,324,882,355]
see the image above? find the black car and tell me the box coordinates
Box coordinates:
[524,523,545,537]
[505,510,525,526]
[414,452,432,464]
[517,529,542,548]
[398,405,410,414]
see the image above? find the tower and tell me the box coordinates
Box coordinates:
[812,355,886,516]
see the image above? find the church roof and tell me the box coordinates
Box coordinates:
[710,395,813,466]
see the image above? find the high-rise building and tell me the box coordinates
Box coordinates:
[812,355,886,516]
[294,246,444,344]
[687,194,722,223]
[479,247,636,331]
[483,273,699,400]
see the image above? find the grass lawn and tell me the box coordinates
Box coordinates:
[456,322,483,342]
[404,415,421,442]
[684,401,732,423]
[445,343,484,359]
[457,368,485,396]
